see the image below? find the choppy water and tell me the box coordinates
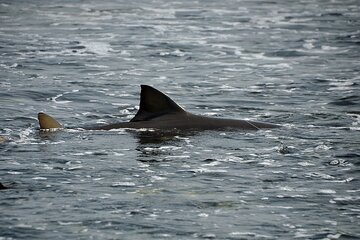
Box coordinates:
[1,0,360,239]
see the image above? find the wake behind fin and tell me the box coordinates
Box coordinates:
[130,85,186,122]
[38,112,63,131]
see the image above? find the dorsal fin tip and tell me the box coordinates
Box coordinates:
[130,85,185,122]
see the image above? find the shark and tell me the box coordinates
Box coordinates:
[38,85,279,131]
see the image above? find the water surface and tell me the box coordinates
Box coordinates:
[1,0,360,239]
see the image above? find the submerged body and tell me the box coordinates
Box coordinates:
[38,85,279,131]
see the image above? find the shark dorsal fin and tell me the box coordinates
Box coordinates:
[130,85,186,122]
[38,112,63,130]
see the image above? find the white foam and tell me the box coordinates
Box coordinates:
[85,64,109,69]
[151,176,167,181]
[319,189,336,194]
[262,63,292,69]
[82,41,112,55]
[321,45,339,51]
[32,177,47,180]
[164,155,190,159]
[112,182,136,187]
[190,168,228,173]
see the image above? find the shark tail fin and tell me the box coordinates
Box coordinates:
[38,112,63,131]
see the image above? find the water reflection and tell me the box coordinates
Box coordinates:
[38,131,60,141]
[131,130,193,163]
[131,129,194,145]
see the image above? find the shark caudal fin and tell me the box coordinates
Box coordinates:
[38,112,63,130]
[130,85,186,122]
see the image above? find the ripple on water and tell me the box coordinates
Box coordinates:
[1,0,360,239]
[111,182,136,187]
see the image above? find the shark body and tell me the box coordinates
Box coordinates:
[38,85,279,131]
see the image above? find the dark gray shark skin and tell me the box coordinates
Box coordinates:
[89,111,278,130]
[83,85,279,131]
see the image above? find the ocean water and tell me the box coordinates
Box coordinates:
[1,0,360,239]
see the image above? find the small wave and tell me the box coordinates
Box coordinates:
[262,63,293,69]
[328,81,357,91]
[306,172,336,180]
[187,168,228,174]
[47,89,79,104]
[330,196,360,205]
[242,52,284,61]
[111,182,136,187]
[318,189,336,194]
[32,177,47,180]
[58,221,83,226]
[329,95,360,106]
[85,64,109,69]
[164,155,190,159]
[230,232,272,239]
[81,41,113,55]
[151,176,167,181]
[265,50,308,58]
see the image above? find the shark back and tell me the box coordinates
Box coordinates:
[37,85,279,131]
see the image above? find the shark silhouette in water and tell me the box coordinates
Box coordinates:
[38,85,279,131]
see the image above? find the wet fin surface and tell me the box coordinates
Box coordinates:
[130,85,186,122]
[38,112,63,130]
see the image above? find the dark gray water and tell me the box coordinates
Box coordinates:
[1,0,360,239]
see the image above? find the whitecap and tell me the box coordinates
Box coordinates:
[327,234,342,239]
[306,172,335,180]
[328,79,355,91]
[190,168,228,173]
[303,42,314,49]
[92,178,104,181]
[242,52,284,61]
[346,189,360,193]
[258,159,282,167]
[32,177,47,180]
[319,189,336,194]
[114,152,125,156]
[294,229,311,238]
[321,45,339,51]
[203,112,218,116]
[262,63,292,69]
[73,151,93,156]
[219,84,240,91]
[47,91,78,104]
[85,64,109,69]
[99,194,111,199]
[151,176,167,181]
[82,41,112,55]
[8,171,23,175]
[67,166,83,171]
[229,232,271,239]
[222,156,243,163]
[159,146,182,151]
[298,162,315,166]
[109,128,127,135]
[58,221,83,226]
[15,223,33,228]
[112,182,136,187]
[198,213,209,218]
[111,103,131,107]
[164,155,190,159]
[118,109,131,115]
